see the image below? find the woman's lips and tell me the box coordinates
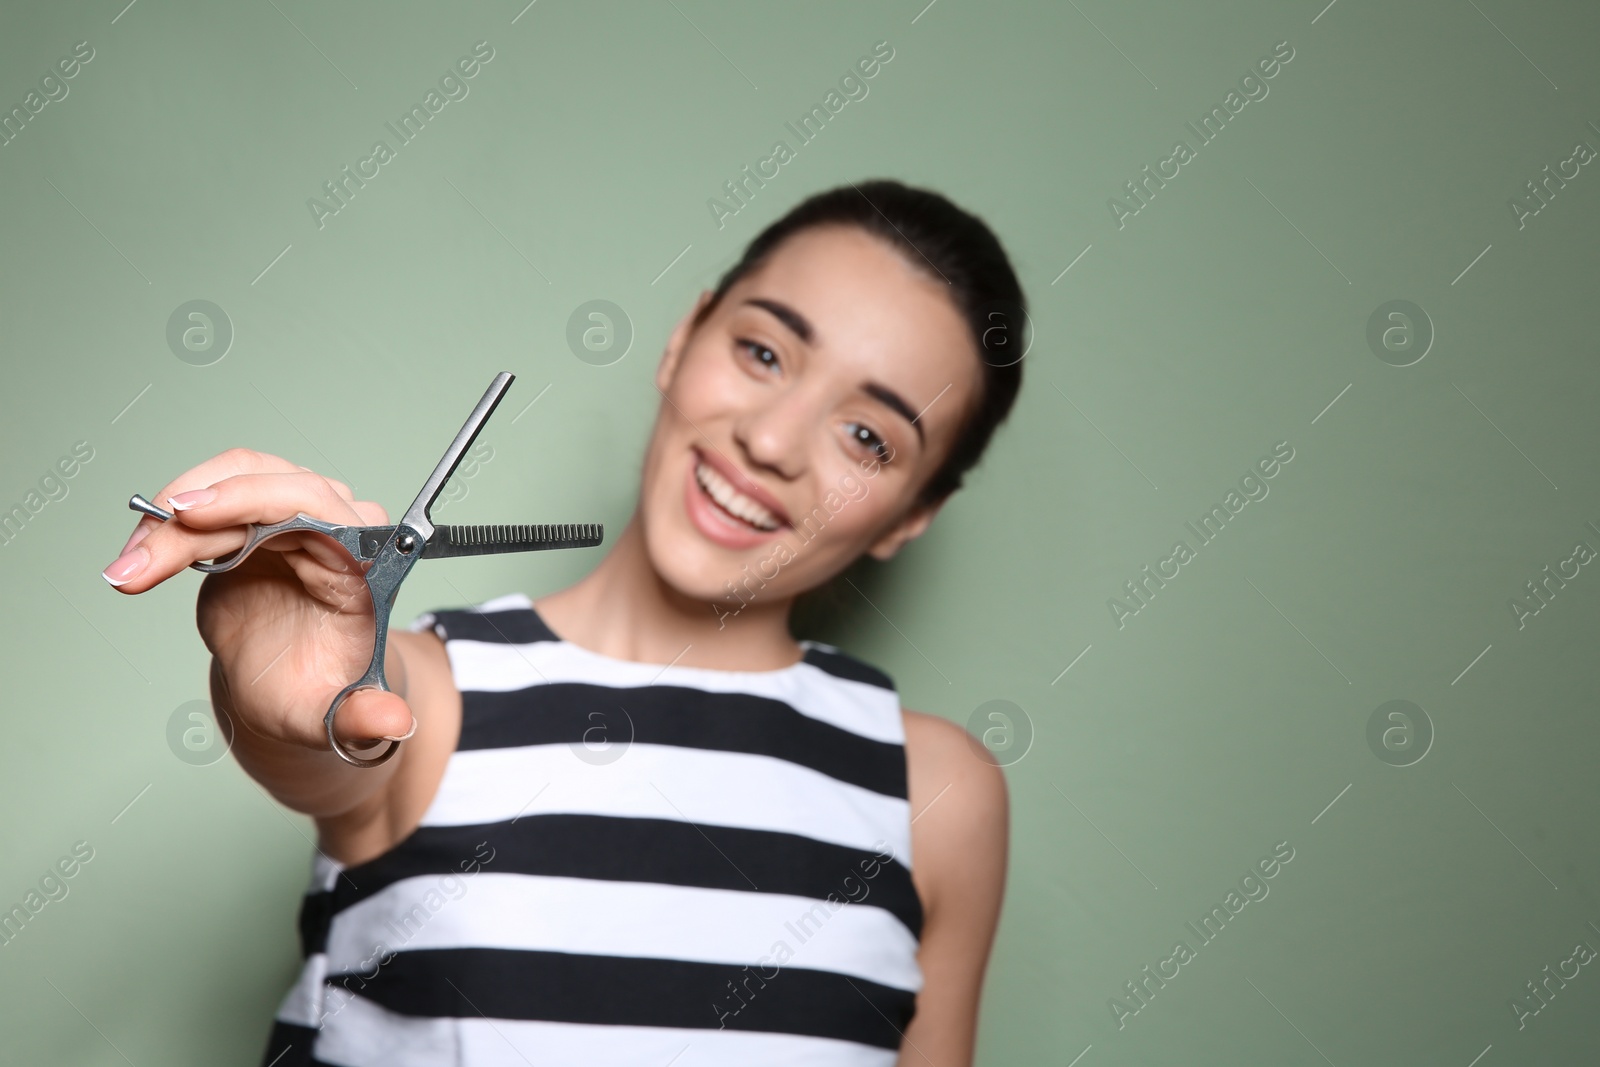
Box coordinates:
[683,452,789,550]
[692,445,792,525]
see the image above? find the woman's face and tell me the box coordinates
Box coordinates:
[639,224,983,611]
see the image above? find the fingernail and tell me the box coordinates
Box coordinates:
[380,717,418,743]
[119,523,153,558]
[168,488,217,511]
[101,546,149,587]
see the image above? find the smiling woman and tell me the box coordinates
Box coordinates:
[107,178,1026,1067]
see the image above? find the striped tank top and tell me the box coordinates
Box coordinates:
[261,591,924,1066]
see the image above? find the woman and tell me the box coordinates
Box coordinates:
[104,179,1024,1066]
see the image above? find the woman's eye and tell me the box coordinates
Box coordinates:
[738,339,780,372]
[846,422,891,463]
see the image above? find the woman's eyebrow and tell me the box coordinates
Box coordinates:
[744,298,815,345]
[743,297,923,445]
[861,382,925,446]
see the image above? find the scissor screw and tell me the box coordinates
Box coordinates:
[396,532,417,554]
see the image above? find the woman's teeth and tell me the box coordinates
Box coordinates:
[695,461,781,531]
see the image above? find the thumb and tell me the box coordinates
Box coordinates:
[326,687,417,751]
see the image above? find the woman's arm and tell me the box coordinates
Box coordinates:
[898,710,1010,1067]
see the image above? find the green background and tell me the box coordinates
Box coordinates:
[2,0,1598,1063]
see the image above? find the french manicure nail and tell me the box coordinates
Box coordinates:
[102,546,149,587]
[380,717,419,743]
[119,523,153,557]
[168,488,217,511]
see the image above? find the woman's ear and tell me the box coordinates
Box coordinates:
[656,289,717,392]
[865,495,948,561]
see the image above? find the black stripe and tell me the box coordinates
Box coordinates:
[297,815,922,957]
[459,683,907,797]
[424,604,897,694]
[419,606,556,645]
[258,1019,338,1067]
[297,890,334,962]
[801,644,895,691]
[327,947,915,1050]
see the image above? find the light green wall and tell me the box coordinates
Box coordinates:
[2,1,1598,1063]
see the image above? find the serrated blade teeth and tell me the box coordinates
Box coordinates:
[448,523,601,544]
[426,522,604,558]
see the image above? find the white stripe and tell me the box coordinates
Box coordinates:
[274,951,328,1028]
[312,990,458,1065]
[324,872,922,990]
[410,595,905,745]
[419,743,912,863]
[315,992,899,1066]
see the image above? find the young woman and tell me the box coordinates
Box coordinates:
[104,180,1025,1067]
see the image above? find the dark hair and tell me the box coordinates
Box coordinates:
[689,178,1027,508]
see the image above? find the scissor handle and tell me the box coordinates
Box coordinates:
[129,372,521,769]
[129,491,420,768]
[322,520,428,767]
[324,673,398,767]
[128,495,366,574]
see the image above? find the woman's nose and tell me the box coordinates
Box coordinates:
[733,391,815,478]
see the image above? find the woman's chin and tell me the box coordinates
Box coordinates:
[644,531,745,602]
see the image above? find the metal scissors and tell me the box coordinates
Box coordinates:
[127,371,602,768]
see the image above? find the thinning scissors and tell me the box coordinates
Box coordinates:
[127,371,602,768]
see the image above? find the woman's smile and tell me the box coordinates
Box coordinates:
[683,445,793,550]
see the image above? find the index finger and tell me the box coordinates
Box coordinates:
[117,448,321,556]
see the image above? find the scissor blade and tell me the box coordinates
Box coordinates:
[398,372,515,539]
[422,523,604,559]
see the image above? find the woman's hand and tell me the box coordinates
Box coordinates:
[104,448,417,810]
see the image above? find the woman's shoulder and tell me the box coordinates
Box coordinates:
[901,707,1009,907]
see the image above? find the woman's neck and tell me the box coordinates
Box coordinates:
[531,513,805,671]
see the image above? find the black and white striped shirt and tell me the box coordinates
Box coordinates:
[261,592,924,1066]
